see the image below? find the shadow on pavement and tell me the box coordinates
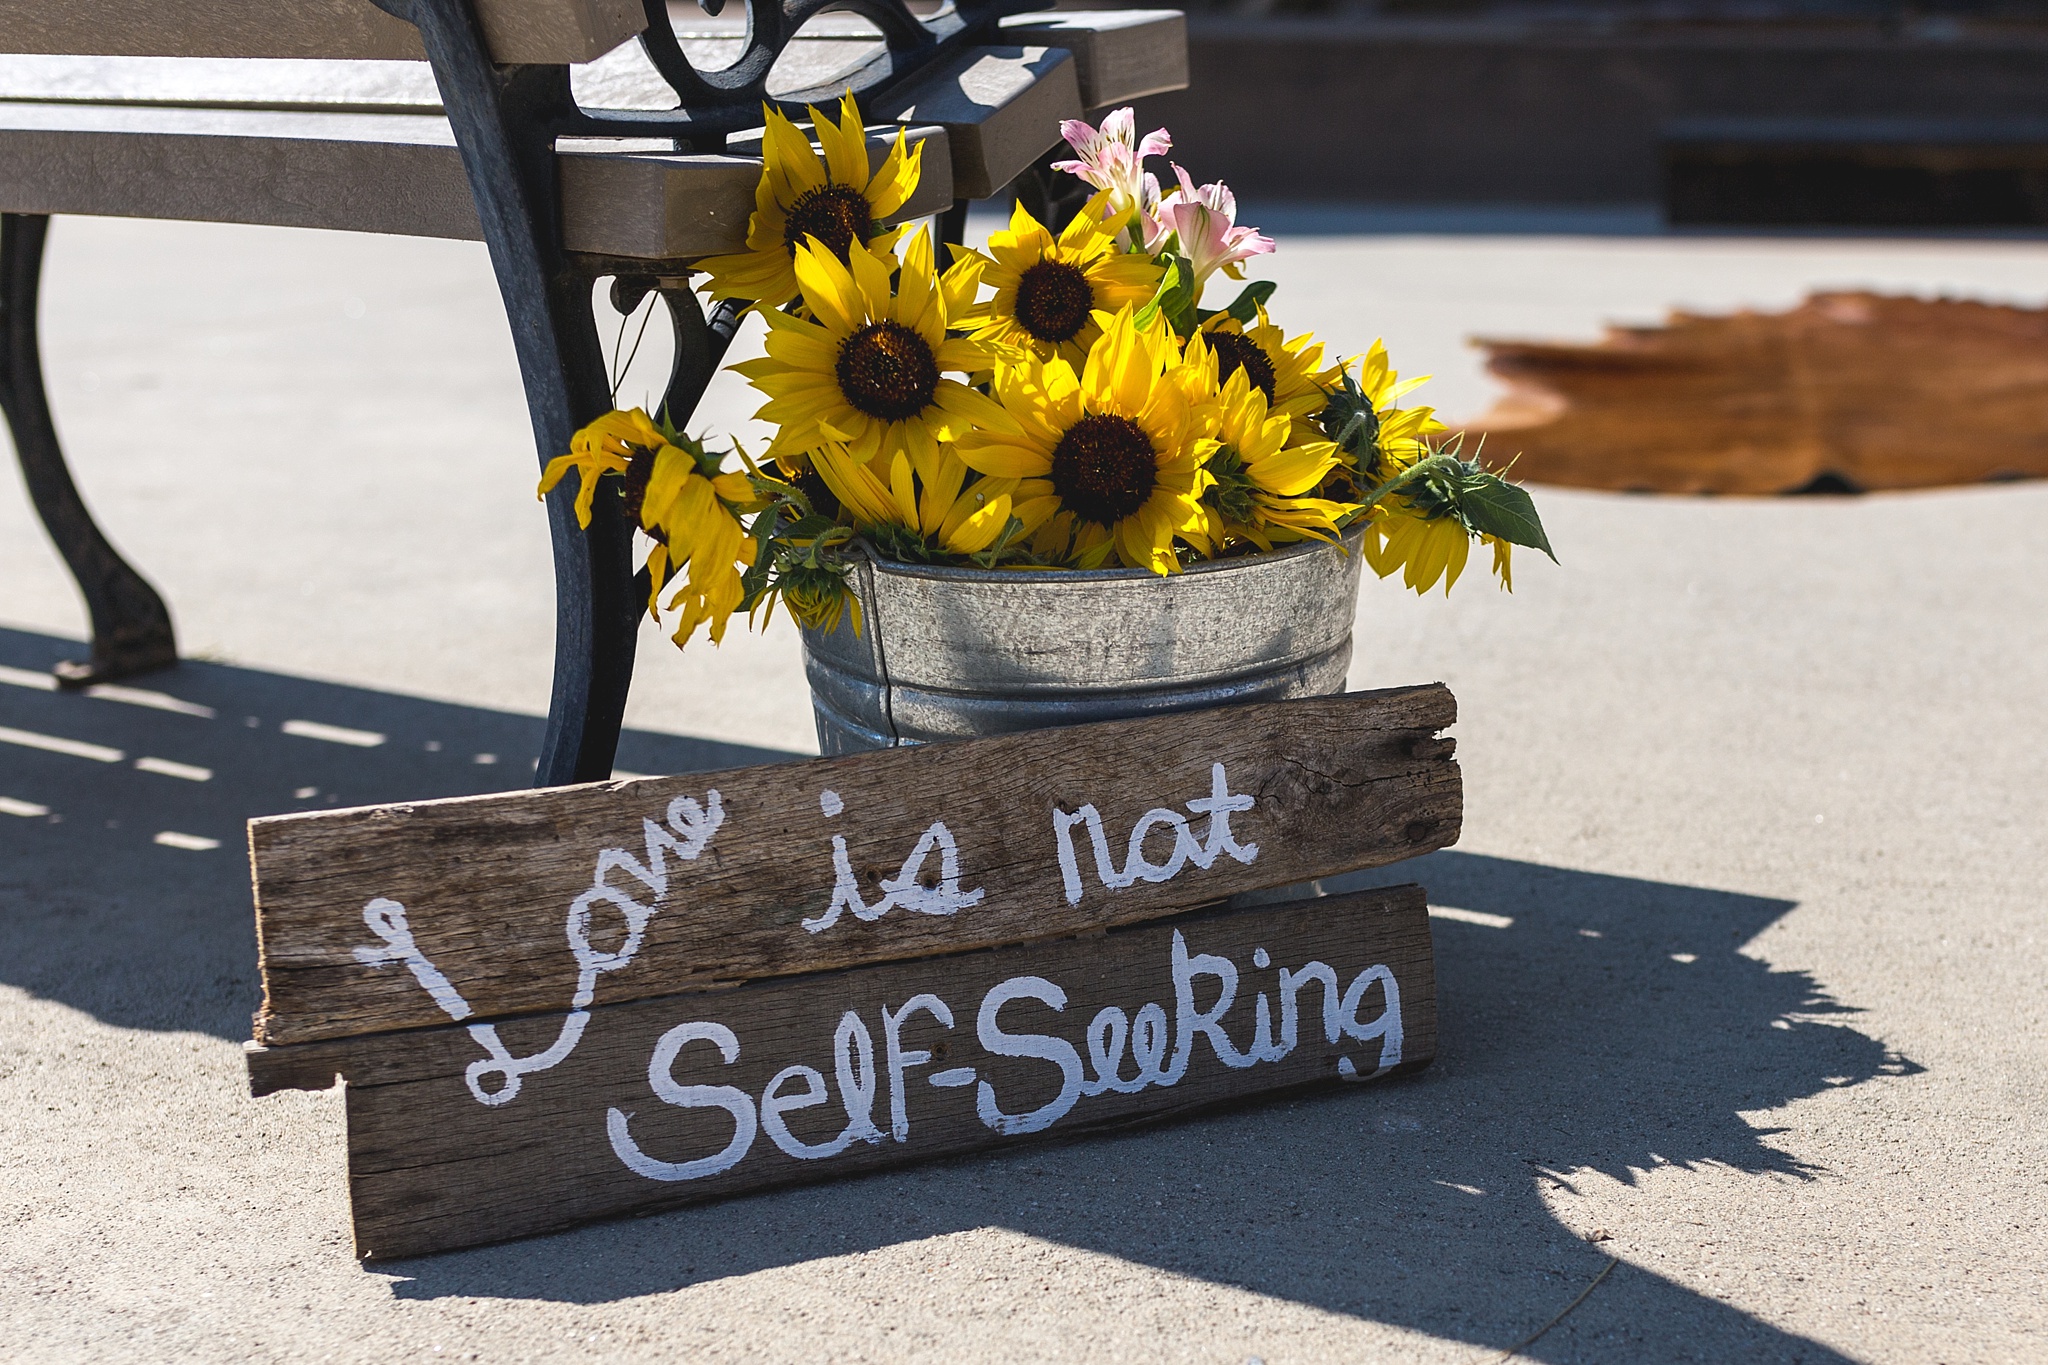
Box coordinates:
[0,626,795,1041]
[0,626,1914,1360]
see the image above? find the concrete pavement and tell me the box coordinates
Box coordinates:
[1,212,2043,1362]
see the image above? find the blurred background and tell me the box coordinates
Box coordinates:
[1100,0,2048,222]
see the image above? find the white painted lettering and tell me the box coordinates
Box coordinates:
[760,1065,840,1159]
[1279,961,1342,1052]
[354,898,471,1021]
[805,815,985,934]
[975,976,1084,1135]
[1338,965,1404,1074]
[1053,763,1259,905]
[1129,1002,1172,1087]
[832,1010,886,1147]
[1165,930,1255,1080]
[360,792,724,1107]
[1081,1005,1136,1096]
[607,1021,756,1180]
[883,993,954,1141]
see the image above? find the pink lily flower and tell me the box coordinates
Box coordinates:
[1052,107,1172,221]
[1150,163,1275,291]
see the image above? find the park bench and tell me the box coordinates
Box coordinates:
[0,0,1188,785]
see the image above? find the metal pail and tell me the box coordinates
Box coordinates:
[799,528,1365,754]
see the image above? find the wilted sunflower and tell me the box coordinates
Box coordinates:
[538,409,759,645]
[1362,508,1515,596]
[1186,344,1351,552]
[732,229,1012,483]
[1195,306,1340,428]
[957,200,1163,368]
[697,92,923,309]
[956,308,1212,574]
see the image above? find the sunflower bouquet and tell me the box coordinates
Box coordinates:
[542,96,1554,652]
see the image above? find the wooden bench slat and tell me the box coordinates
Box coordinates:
[0,37,895,115]
[0,0,644,66]
[0,12,1187,237]
[1000,10,1189,110]
[871,45,1083,200]
[0,11,1187,113]
[0,102,952,260]
[0,55,443,113]
[0,103,481,239]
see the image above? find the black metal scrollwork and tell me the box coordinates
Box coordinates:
[620,0,1041,145]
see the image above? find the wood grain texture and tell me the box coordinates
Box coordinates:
[250,687,1459,1047]
[335,886,1435,1259]
[1469,291,2048,495]
[0,0,643,64]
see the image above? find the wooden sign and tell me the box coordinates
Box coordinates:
[245,687,1460,1258]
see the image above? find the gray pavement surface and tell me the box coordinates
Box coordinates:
[2,211,2045,1363]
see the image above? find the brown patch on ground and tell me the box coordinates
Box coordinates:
[1466,292,2048,494]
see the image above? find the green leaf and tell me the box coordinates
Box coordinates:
[1159,255,1200,337]
[1196,280,1275,326]
[1454,474,1557,561]
[1222,279,1276,325]
[1134,257,1183,333]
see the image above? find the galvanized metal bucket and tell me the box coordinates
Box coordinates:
[800,528,1365,754]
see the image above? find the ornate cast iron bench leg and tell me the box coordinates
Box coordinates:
[388,0,643,787]
[1,213,179,686]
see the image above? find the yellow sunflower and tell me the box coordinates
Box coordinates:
[1342,338,1447,483]
[697,91,923,309]
[956,308,1212,575]
[956,200,1164,368]
[1196,305,1342,428]
[1185,342,1352,552]
[732,228,1013,486]
[810,442,1057,555]
[538,409,759,645]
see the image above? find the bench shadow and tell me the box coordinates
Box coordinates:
[0,625,799,1040]
[0,624,1914,1359]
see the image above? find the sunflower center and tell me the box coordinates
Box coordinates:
[782,183,874,260]
[1050,413,1157,526]
[1013,260,1095,343]
[1209,331,1277,402]
[836,321,939,421]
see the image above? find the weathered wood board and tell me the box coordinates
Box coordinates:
[328,887,1434,1259]
[249,687,1459,1048]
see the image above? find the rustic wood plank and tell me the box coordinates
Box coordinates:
[336,886,1434,1259]
[250,687,1459,1047]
